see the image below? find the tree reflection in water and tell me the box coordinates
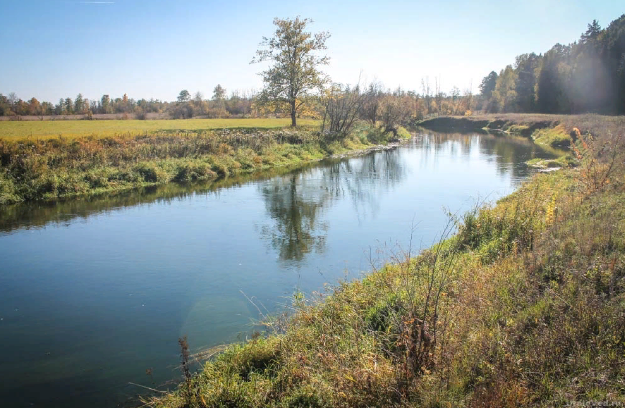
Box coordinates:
[258,149,407,263]
[258,132,563,264]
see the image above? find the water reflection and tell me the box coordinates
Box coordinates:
[0,164,318,234]
[415,132,564,180]
[0,132,561,237]
[324,149,406,221]
[258,149,407,263]
[259,173,330,263]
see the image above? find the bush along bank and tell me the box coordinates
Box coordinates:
[149,127,625,407]
[0,125,411,205]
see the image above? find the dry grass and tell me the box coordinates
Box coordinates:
[0,112,171,121]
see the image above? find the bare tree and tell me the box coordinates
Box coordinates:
[193,91,203,106]
[450,86,461,115]
[360,81,384,125]
[435,77,443,115]
[462,83,474,114]
[380,94,411,137]
[421,78,432,115]
[322,83,365,137]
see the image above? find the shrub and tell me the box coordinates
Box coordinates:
[174,161,215,182]
[0,172,19,204]
[134,162,168,183]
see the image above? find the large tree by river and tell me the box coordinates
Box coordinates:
[252,17,330,127]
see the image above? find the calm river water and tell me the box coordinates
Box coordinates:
[0,131,559,407]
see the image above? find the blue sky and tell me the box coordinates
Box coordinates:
[0,0,622,103]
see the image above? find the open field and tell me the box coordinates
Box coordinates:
[0,118,320,140]
[0,112,172,122]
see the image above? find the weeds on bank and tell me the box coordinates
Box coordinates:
[0,125,402,204]
[570,127,624,195]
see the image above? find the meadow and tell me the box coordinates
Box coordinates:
[0,118,320,140]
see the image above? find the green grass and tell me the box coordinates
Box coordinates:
[0,118,320,140]
[530,124,571,148]
[526,155,575,169]
[0,124,407,204]
[147,123,625,408]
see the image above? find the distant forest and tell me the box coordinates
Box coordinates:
[0,85,259,119]
[479,15,625,115]
[1,14,624,120]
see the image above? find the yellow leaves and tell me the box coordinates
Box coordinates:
[545,193,557,226]
[344,374,356,383]
[572,127,581,139]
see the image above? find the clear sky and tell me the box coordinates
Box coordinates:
[0,0,622,103]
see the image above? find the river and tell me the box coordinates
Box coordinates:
[0,130,560,407]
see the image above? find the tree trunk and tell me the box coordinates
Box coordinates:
[290,101,297,127]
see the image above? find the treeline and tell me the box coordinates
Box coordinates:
[6,15,623,121]
[0,82,476,124]
[0,85,259,119]
[479,15,625,114]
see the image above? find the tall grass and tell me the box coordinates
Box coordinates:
[0,125,411,204]
[0,129,314,204]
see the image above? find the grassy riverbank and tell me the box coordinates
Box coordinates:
[419,113,625,148]
[0,122,409,205]
[150,121,625,407]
